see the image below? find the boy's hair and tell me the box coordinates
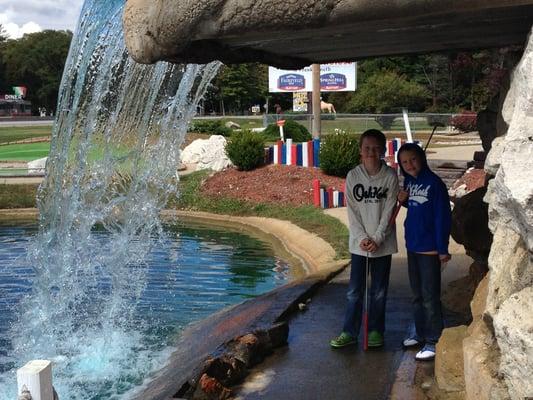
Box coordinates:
[359,129,386,154]
[397,143,429,177]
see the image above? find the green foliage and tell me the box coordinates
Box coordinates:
[346,71,429,114]
[189,120,232,136]
[205,63,268,114]
[319,132,359,177]
[262,119,311,142]
[374,115,396,130]
[0,30,72,111]
[225,130,265,171]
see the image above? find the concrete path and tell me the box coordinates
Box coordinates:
[233,205,471,400]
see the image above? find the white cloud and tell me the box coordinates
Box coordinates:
[0,0,83,38]
[2,20,42,39]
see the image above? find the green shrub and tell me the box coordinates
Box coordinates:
[374,115,396,130]
[319,132,359,177]
[188,120,232,136]
[225,130,265,171]
[262,119,312,142]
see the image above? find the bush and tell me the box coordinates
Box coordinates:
[262,119,312,142]
[450,112,477,133]
[225,130,265,171]
[426,114,452,128]
[374,115,396,130]
[188,120,232,136]
[319,132,359,177]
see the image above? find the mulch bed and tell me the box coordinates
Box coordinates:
[200,164,346,206]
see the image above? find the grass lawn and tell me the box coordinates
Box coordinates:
[0,184,39,209]
[169,170,350,259]
[0,126,52,144]
[0,143,51,161]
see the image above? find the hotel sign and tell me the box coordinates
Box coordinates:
[269,63,356,93]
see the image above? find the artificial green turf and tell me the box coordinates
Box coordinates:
[0,143,51,161]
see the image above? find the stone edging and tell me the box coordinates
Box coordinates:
[161,210,343,276]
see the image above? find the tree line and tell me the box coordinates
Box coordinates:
[0,23,510,116]
[0,24,72,114]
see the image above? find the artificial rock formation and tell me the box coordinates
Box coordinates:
[123,0,533,68]
[462,27,533,400]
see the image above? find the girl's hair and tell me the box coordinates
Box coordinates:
[360,129,386,154]
[397,143,429,177]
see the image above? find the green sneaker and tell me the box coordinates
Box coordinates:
[368,331,384,347]
[330,332,356,348]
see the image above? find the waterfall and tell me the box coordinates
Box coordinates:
[1,0,220,398]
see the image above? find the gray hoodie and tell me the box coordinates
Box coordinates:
[346,162,399,257]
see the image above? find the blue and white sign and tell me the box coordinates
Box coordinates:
[278,74,306,91]
[268,63,357,93]
[320,73,347,91]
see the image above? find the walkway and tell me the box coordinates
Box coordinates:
[233,204,472,399]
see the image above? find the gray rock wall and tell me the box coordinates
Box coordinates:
[469,25,533,400]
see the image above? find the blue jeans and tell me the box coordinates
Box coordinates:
[407,252,444,345]
[342,253,392,338]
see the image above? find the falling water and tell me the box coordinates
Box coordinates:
[0,0,220,398]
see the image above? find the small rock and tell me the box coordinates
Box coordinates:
[225,121,241,129]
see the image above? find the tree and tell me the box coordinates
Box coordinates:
[1,30,72,113]
[346,71,429,114]
[207,63,268,114]
[0,24,7,42]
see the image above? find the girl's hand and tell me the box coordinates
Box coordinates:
[360,238,371,251]
[398,190,409,203]
[439,254,451,263]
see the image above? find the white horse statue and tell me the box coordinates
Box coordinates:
[320,100,336,113]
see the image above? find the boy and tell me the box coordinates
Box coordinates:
[330,129,399,348]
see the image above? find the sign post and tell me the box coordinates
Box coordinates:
[277,119,286,141]
[312,64,321,139]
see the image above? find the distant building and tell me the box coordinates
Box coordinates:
[0,86,32,117]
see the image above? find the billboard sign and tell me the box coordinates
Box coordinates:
[269,63,356,93]
[1,86,27,100]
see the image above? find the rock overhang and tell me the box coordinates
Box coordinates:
[123,0,533,68]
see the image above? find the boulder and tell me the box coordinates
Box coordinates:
[180,135,233,171]
[27,157,48,175]
[451,186,492,263]
[493,287,533,400]
[463,274,510,400]
[435,325,467,393]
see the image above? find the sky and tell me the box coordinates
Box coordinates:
[0,0,83,39]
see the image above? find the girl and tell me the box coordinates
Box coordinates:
[330,129,399,349]
[397,143,451,361]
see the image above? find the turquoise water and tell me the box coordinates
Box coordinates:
[0,221,292,399]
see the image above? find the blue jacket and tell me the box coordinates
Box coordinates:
[403,168,451,255]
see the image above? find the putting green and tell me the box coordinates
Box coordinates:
[0,143,50,161]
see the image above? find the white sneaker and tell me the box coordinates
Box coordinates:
[415,345,436,361]
[403,337,421,347]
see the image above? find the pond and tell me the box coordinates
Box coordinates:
[0,220,300,399]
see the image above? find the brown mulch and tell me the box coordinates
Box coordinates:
[200,164,346,206]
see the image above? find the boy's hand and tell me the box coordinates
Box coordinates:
[360,238,378,253]
[398,190,409,203]
[439,254,451,263]
[359,238,371,251]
